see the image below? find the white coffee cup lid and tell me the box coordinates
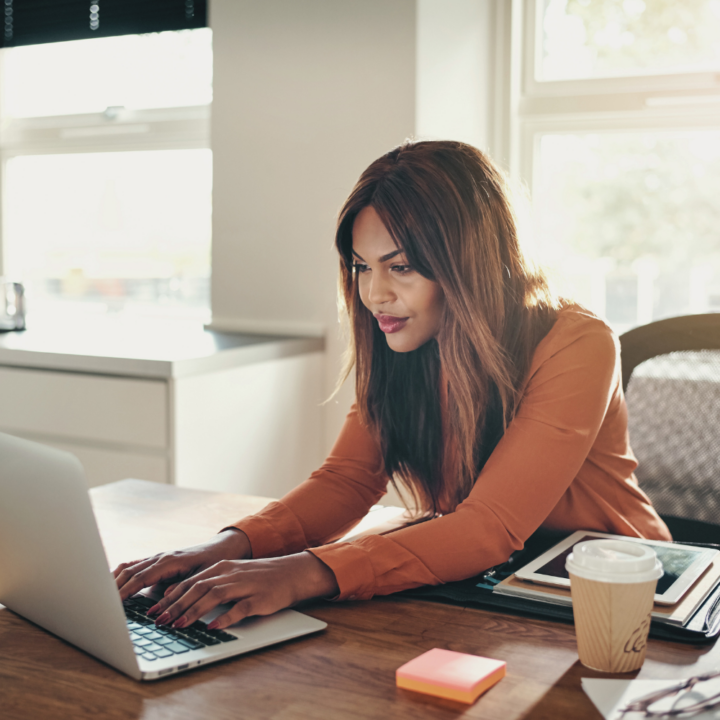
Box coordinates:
[565,539,664,584]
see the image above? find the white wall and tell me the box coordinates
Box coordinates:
[416,0,494,152]
[209,0,417,455]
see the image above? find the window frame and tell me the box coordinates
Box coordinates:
[523,0,720,98]
[517,0,720,194]
[494,0,720,328]
[0,39,211,282]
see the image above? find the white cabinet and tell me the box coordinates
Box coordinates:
[172,352,326,498]
[0,367,168,448]
[0,367,169,486]
[0,320,325,496]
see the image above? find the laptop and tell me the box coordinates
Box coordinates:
[0,431,327,681]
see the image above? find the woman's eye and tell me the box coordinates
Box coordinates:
[352,263,369,274]
[391,264,413,275]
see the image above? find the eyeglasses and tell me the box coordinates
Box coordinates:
[619,671,720,718]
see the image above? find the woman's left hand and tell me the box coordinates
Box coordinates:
[146,551,339,630]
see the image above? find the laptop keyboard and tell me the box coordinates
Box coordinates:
[124,595,238,662]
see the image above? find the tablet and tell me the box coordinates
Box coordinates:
[514,530,718,605]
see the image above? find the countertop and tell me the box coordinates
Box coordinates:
[0,315,324,379]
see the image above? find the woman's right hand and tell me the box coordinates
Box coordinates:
[113,529,252,602]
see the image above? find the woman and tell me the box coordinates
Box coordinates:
[115,141,670,631]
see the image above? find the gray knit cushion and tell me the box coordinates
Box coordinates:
[626,350,720,523]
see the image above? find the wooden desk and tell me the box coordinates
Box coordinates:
[0,480,717,720]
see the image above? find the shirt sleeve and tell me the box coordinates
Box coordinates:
[230,403,390,559]
[309,316,625,600]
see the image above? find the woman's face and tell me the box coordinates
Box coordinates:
[352,206,445,353]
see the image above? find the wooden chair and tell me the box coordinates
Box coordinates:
[619,314,720,544]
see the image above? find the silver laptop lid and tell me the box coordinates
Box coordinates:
[0,432,139,679]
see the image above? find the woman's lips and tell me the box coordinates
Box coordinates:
[375,314,408,333]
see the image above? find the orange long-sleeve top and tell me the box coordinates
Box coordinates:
[232,306,671,601]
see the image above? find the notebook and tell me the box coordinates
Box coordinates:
[0,431,326,681]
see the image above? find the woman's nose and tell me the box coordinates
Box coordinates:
[366,271,394,305]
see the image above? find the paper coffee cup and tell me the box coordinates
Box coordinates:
[566,540,663,673]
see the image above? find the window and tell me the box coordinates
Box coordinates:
[0,28,212,319]
[517,0,720,333]
[539,0,720,81]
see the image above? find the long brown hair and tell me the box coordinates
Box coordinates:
[335,141,558,513]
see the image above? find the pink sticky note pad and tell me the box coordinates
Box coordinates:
[396,648,506,704]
